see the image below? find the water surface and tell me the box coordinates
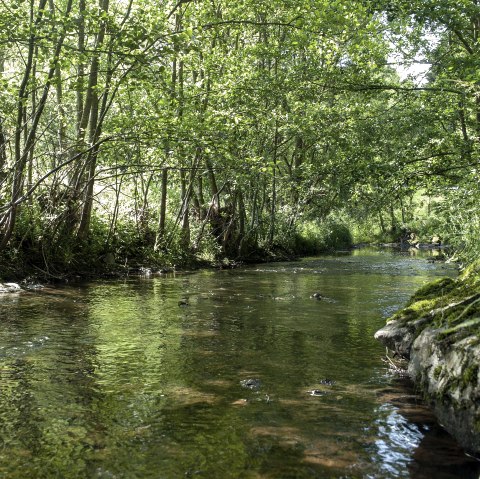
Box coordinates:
[0,250,478,478]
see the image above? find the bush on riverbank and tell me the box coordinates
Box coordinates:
[294,219,353,255]
[0,212,356,281]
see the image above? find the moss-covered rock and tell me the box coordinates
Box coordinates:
[375,274,480,455]
[407,277,456,304]
[408,330,480,453]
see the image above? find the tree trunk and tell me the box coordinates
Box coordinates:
[268,123,279,246]
[180,169,190,247]
[0,57,6,175]
[155,167,169,250]
[0,0,72,251]
[379,211,386,234]
[77,0,110,240]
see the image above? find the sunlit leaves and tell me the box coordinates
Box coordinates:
[2,0,474,257]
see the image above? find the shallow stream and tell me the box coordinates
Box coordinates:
[0,249,479,478]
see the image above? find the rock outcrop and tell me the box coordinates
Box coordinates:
[375,276,480,455]
[0,282,22,293]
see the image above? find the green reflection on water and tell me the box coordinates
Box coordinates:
[0,251,477,478]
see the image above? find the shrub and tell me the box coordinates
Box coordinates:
[295,218,353,254]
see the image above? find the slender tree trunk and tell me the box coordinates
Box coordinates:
[0,57,6,175]
[476,96,480,142]
[379,211,386,234]
[237,190,246,253]
[222,190,237,253]
[77,0,110,240]
[155,167,169,250]
[180,169,190,247]
[77,0,86,129]
[26,45,38,201]
[268,123,279,245]
[106,173,124,247]
[196,176,207,220]
[458,96,469,143]
[400,196,406,224]
[0,0,72,251]
[390,204,397,233]
[250,187,258,234]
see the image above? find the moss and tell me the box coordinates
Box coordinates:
[475,417,480,433]
[410,298,439,312]
[387,271,480,340]
[469,336,480,348]
[462,364,479,388]
[460,260,480,280]
[433,365,443,380]
[408,277,456,305]
[438,318,480,339]
[387,298,442,325]
[387,307,416,323]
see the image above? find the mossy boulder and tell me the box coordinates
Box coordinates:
[409,329,480,453]
[407,277,456,304]
[375,274,480,454]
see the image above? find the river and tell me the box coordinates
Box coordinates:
[0,249,478,478]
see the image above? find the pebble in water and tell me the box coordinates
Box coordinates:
[240,378,262,390]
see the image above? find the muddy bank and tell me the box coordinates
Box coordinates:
[375,274,480,455]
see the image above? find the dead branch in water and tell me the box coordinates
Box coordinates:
[382,354,409,376]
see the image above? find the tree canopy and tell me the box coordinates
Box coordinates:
[0,0,478,272]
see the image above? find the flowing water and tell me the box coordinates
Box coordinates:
[0,249,479,478]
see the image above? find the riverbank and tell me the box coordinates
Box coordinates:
[375,267,480,455]
[0,241,443,288]
[0,244,301,285]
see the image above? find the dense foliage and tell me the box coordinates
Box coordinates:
[0,0,478,274]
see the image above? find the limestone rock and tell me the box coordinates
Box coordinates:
[0,282,22,293]
[375,276,480,454]
[408,329,480,453]
[374,316,431,359]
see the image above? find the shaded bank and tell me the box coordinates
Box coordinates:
[0,219,354,283]
[375,272,480,455]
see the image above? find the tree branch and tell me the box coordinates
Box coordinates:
[454,29,474,55]
[0,137,113,214]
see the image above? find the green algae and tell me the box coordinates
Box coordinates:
[433,365,443,380]
[463,364,479,388]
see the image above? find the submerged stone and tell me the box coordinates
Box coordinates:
[240,378,262,390]
[319,378,335,386]
[308,389,327,397]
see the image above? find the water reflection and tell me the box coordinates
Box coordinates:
[371,379,480,479]
[0,250,478,478]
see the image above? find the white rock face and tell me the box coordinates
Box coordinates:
[376,317,480,454]
[408,329,480,453]
[0,282,22,293]
[374,316,430,358]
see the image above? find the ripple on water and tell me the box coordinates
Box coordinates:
[0,250,475,479]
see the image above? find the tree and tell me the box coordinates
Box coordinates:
[0,0,475,269]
